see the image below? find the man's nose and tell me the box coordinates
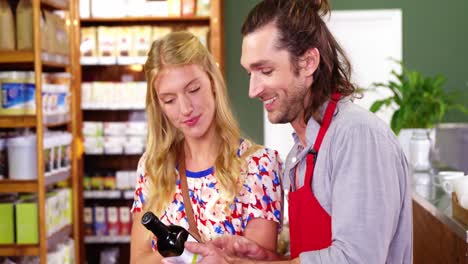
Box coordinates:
[248,74,263,98]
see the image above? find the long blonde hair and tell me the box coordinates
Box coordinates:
[144,31,249,215]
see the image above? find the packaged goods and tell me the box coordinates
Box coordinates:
[16,0,33,50]
[80,27,98,59]
[84,207,93,235]
[0,0,15,50]
[117,27,132,57]
[0,195,16,244]
[196,0,211,16]
[43,135,55,175]
[80,0,90,18]
[167,0,181,16]
[7,135,37,180]
[93,206,107,235]
[0,71,35,116]
[107,207,119,236]
[181,0,196,16]
[16,196,39,244]
[97,26,117,64]
[132,26,152,57]
[119,207,131,235]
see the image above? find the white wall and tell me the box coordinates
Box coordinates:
[264,9,403,160]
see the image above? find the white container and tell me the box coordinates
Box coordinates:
[7,135,37,179]
[409,129,432,171]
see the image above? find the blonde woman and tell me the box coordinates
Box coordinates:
[130,31,283,263]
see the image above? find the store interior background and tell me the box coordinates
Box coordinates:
[225,0,468,144]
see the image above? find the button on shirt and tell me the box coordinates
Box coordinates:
[284,97,413,263]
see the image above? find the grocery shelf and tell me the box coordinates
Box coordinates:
[84,235,130,244]
[81,16,210,25]
[82,106,145,111]
[0,225,72,256]
[81,56,146,66]
[83,190,134,200]
[0,116,36,128]
[0,245,39,257]
[0,114,71,128]
[0,168,71,193]
[0,51,69,68]
[0,51,35,63]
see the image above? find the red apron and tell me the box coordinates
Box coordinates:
[288,92,341,259]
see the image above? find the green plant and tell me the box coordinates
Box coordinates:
[369,63,467,135]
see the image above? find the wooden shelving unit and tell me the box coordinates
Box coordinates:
[0,168,71,193]
[78,1,224,263]
[0,0,81,262]
[81,16,210,24]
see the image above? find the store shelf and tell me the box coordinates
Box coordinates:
[44,168,71,186]
[84,235,130,244]
[81,56,146,66]
[0,245,39,256]
[82,107,145,111]
[0,168,71,193]
[41,0,69,10]
[0,114,71,128]
[0,225,72,256]
[44,113,71,127]
[81,16,210,25]
[83,190,134,200]
[0,51,69,68]
[0,116,36,128]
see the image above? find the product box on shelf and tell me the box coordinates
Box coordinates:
[119,206,131,235]
[196,0,211,16]
[84,207,94,235]
[16,195,39,244]
[94,206,107,235]
[0,195,16,244]
[0,71,35,116]
[107,206,120,236]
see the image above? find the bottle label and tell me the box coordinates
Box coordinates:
[164,235,202,263]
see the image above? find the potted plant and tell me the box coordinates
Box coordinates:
[368,62,467,165]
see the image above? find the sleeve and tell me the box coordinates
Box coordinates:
[130,155,150,213]
[242,148,284,227]
[300,126,410,263]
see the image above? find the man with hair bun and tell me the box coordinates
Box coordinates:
[184,0,412,263]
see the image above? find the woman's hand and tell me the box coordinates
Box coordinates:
[175,235,281,264]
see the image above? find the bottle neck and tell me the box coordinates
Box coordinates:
[148,219,170,239]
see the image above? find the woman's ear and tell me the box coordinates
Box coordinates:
[298,47,320,77]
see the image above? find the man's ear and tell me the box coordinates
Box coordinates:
[298,48,320,77]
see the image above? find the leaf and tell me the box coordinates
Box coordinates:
[370,99,386,113]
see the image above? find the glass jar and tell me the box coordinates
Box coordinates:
[409,129,432,171]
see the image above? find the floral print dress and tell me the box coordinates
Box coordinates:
[131,139,283,251]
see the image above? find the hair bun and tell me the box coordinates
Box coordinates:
[313,0,331,16]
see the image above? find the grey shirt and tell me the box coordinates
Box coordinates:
[284,97,412,264]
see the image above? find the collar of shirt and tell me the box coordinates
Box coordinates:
[283,96,351,190]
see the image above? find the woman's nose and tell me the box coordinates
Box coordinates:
[179,95,193,115]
